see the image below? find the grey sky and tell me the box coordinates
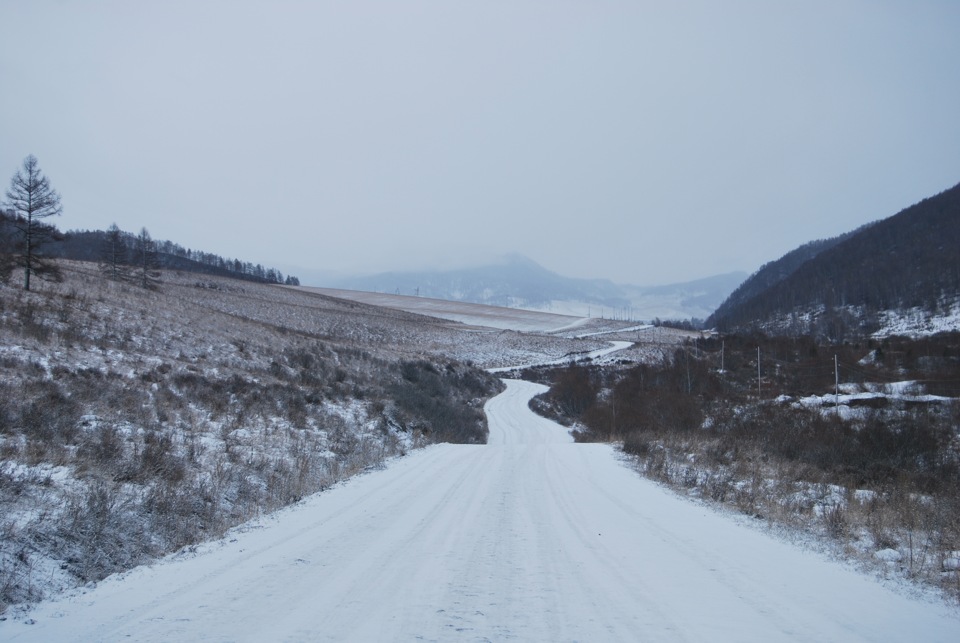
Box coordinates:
[2,1,959,286]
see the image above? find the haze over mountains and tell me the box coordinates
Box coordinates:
[24,175,960,338]
[298,172,960,335]
[308,179,960,336]
[14,165,960,338]
[330,254,746,322]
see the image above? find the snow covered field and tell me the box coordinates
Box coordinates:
[874,299,960,337]
[293,286,588,332]
[0,265,593,612]
[2,268,957,638]
[3,379,958,641]
[487,340,634,373]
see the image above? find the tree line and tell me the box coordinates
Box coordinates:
[52,228,300,287]
[1,155,299,290]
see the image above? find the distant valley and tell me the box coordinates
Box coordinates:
[328,254,746,322]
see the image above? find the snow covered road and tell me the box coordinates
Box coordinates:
[4,380,959,641]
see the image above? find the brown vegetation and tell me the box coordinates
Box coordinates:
[0,261,502,612]
[534,332,960,601]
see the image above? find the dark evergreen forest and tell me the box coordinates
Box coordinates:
[708,181,960,337]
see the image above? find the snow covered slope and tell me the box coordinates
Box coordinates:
[3,380,957,641]
[292,285,587,332]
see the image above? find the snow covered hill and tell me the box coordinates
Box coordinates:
[2,379,957,641]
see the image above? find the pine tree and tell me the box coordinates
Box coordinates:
[3,155,63,290]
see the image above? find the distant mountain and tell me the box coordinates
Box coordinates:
[332,254,745,322]
[334,254,626,309]
[706,181,960,338]
[621,272,749,322]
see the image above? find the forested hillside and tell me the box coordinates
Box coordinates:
[707,181,960,338]
[49,227,300,285]
[709,234,853,324]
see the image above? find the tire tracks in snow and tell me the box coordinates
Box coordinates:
[4,353,960,641]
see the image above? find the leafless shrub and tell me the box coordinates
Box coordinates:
[76,423,125,474]
[387,360,498,444]
[18,381,81,443]
[22,439,69,467]
[139,431,186,484]
[60,482,144,583]
[0,522,45,612]
[860,495,898,550]
[823,504,847,539]
[0,260,508,612]
[704,470,733,502]
[144,479,217,550]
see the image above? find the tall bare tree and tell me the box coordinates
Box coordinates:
[3,155,63,290]
[99,223,130,282]
[135,227,161,289]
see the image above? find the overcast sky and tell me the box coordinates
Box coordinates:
[2,1,959,286]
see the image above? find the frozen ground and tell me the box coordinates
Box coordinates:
[874,299,960,337]
[293,286,589,332]
[487,340,634,373]
[3,378,958,641]
[3,269,957,638]
[0,264,612,612]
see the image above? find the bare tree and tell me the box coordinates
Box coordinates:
[3,155,63,290]
[134,227,161,289]
[99,223,130,282]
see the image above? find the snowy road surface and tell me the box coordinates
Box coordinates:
[4,380,959,641]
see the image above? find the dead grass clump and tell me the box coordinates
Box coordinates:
[75,423,125,474]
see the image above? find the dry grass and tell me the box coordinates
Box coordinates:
[0,261,513,612]
[535,338,960,603]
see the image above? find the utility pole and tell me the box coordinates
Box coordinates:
[757,346,761,398]
[720,340,725,373]
[835,354,840,416]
